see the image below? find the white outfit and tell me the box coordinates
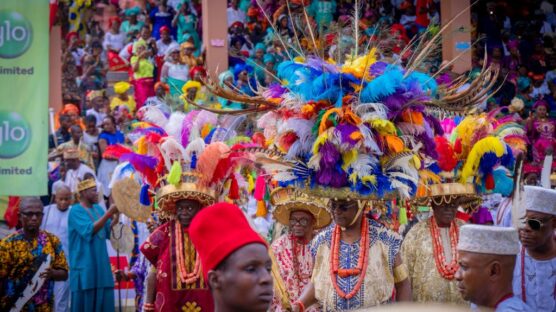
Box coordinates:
[227,7,246,27]
[41,204,71,312]
[97,159,118,197]
[103,31,127,52]
[85,109,107,127]
[513,248,556,312]
[165,62,189,81]
[64,164,96,193]
[156,39,178,57]
[119,42,134,61]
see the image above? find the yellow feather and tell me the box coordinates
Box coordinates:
[136,136,147,155]
[312,132,329,155]
[341,48,377,79]
[341,150,358,171]
[460,137,505,183]
[370,119,397,135]
[361,175,377,185]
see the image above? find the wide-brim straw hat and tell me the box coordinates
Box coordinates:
[111,177,152,222]
[156,173,216,214]
[416,182,482,209]
[270,187,332,229]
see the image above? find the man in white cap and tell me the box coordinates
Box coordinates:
[455,224,531,311]
[513,185,556,311]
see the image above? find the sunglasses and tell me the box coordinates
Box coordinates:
[523,218,549,231]
[289,218,310,226]
[20,211,44,218]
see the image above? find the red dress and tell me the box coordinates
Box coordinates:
[140,220,214,312]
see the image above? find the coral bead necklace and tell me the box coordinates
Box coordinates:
[429,217,459,280]
[330,218,369,299]
[175,222,201,285]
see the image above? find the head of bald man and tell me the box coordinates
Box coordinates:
[19,197,44,236]
[455,251,516,307]
[54,185,73,211]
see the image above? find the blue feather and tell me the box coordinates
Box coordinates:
[493,169,514,196]
[360,68,404,102]
[139,184,151,206]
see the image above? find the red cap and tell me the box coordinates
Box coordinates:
[160,25,170,33]
[189,202,267,279]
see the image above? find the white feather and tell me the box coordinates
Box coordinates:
[348,154,379,179]
[359,125,382,155]
[160,137,187,171]
[141,106,168,127]
[164,112,186,141]
[184,138,206,163]
[355,103,389,121]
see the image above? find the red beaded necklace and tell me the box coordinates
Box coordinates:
[291,236,311,287]
[175,222,201,285]
[429,217,459,280]
[330,219,369,299]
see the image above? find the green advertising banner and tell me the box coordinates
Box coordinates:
[0,0,49,195]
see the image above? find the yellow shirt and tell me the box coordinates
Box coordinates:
[110,96,136,113]
[131,56,154,79]
[401,219,466,304]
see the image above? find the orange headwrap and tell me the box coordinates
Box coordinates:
[154,82,170,93]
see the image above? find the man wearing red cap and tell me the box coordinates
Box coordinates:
[189,202,273,312]
[140,176,216,312]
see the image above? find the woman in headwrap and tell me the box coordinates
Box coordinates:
[172,2,200,47]
[526,100,556,165]
[217,71,243,110]
[179,41,202,67]
[54,104,85,131]
[181,80,206,109]
[103,17,128,71]
[233,63,256,96]
[161,45,190,96]
[247,42,266,84]
[120,7,145,40]
[131,39,155,109]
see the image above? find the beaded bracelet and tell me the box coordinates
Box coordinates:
[294,301,305,312]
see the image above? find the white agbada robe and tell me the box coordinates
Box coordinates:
[64,164,96,193]
[41,204,71,312]
[513,248,556,312]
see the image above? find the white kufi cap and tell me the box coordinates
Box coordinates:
[523,185,556,216]
[457,224,519,255]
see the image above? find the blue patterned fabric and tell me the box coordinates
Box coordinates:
[310,218,402,310]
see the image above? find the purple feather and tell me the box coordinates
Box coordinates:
[335,123,360,146]
[416,132,438,158]
[424,113,444,136]
[305,57,339,73]
[264,83,288,98]
[319,141,341,167]
[383,94,407,118]
[181,110,200,147]
[370,62,388,76]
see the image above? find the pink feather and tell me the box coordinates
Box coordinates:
[196,142,230,186]
[181,110,200,147]
[254,176,266,201]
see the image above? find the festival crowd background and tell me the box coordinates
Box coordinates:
[1,0,556,311]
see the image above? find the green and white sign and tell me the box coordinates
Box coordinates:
[0,0,48,195]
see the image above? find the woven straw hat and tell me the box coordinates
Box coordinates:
[156,172,216,215]
[270,187,331,229]
[416,182,482,209]
[111,177,152,222]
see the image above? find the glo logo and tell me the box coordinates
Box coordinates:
[0,10,32,59]
[0,111,31,159]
